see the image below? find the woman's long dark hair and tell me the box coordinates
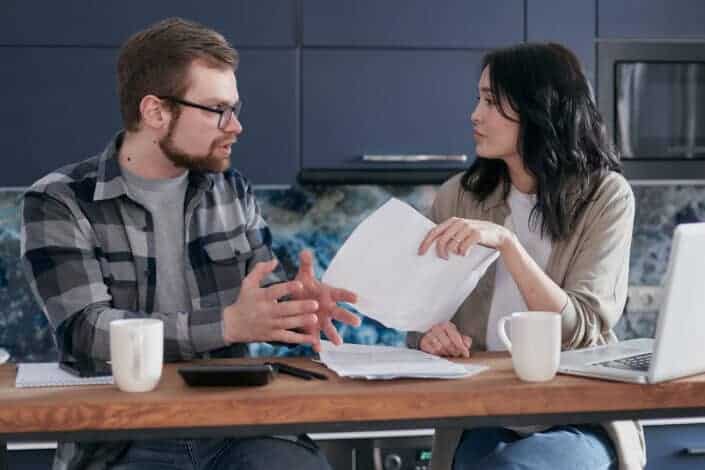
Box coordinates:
[461,42,621,240]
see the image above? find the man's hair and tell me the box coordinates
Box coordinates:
[461,42,621,241]
[117,17,239,131]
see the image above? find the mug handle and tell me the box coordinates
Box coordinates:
[497,316,512,353]
[130,329,144,382]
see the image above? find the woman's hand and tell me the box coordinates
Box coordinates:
[418,217,515,259]
[419,322,472,358]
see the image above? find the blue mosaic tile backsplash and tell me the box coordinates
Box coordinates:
[1,183,704,362]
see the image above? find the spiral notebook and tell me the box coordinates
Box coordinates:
[15,362,114,388]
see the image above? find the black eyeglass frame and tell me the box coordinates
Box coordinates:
[158,96,242,130]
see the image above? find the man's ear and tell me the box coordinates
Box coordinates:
[139,95,170,130]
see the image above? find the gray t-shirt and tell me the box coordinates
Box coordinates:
[121,167,191,315]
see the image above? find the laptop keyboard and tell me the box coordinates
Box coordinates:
[596,352,652,372]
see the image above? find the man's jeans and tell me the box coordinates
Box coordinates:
[453,425,618,470]
[111,436,331,470]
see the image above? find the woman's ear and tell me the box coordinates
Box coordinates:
[139,95,170,130]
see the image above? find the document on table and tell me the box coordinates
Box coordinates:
[322,198,499,332]
[319,341,488,380]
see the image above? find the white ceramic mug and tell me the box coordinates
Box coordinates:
[497,311,561,382]
[110,319,163,392]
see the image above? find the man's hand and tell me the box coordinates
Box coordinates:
[223,259,321,346]
[292,250,361,351]
[419,321,472,358]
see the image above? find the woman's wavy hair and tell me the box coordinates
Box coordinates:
[461,42,621,240]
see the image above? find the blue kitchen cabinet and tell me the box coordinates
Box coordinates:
[301,49,481,181]
[301,0,524,48]
[527,0,596,88]
[644,423,705,469]
[0,47,298,186]
[0,0,296,47]
[598,0,705,38]
[233,49,299,185]
[0,47,122,186]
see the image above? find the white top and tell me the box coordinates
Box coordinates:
[486,186,553,351]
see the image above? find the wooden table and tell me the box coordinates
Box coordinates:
[2,354,705,468]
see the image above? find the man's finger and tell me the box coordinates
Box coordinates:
[272,299,319,317]
[273,313,318,330]
[242,259,278,289]
[329,286,357,304]
[331,306,361,327]
[264,281,304,301]
[271,329,318,346]
[298,250,315,275]
[321,318,342,346]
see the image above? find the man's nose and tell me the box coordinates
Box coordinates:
[225,115,243,135]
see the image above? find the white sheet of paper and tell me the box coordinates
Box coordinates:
[319,341,489,380]
[322,198,499,332]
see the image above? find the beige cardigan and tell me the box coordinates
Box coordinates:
[406,172,646,470]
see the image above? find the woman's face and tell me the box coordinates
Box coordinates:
[470,67,520,161]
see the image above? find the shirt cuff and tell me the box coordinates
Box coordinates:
[190,307,229,353]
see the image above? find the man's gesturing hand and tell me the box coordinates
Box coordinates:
[223,259,320,346]
[293,250,360,351]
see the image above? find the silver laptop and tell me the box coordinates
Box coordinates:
[559,222,705,384]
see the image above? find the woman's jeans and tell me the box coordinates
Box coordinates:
[453,425,618,470]
[111,436,331,470]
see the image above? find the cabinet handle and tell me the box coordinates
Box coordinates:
[362,154,468,163]
[683,447,705,456]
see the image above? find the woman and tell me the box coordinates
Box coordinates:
[409,43,645,469]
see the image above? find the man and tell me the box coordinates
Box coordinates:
[21,17,360,470]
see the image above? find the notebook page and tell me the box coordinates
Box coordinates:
[15,362,114,388]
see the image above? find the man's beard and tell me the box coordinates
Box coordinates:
[159,119,232,173]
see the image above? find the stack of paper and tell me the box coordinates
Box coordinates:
[322,198,499,332]
[319,341,488,380]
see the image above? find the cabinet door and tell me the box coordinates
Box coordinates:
[0,0,296,46]
[302,50,481,172]
[0,47,298,186]
[599,0,705,38]
[527,0,596,87]
[0,47,122,186]
[302,0,523,48]
[645,424,705,469]
[235,49,299,185]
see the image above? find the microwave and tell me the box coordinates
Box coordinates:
[597,39,705,180]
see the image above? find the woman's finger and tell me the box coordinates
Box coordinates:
[442,324,469,357]
[436,222,465,259]
[419,218,455,255]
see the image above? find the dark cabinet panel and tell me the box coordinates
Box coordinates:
[527,0,596,87]
[644,424,705,469]
[599,0,705,38]
[0,47,298,186]
[0,0,296,47]
[302,50,481,172]
[302,0,524,48]
[234,49,299,185]
[0,47,122,186]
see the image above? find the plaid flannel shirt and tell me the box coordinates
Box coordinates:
[20,132,286,469]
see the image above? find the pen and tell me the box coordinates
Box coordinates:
[266,362,328,381]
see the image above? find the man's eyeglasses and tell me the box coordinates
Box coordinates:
[158,96,242,130]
